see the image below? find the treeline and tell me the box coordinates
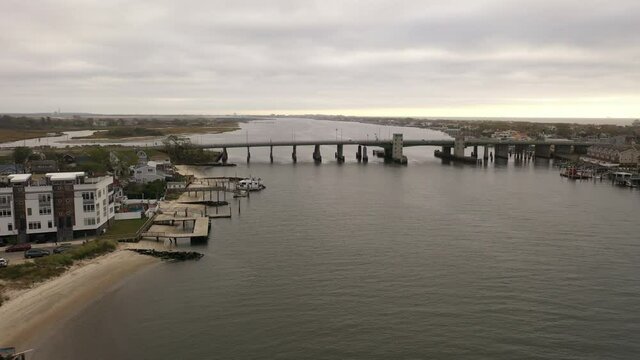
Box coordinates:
[162,135,219,164]
[0,115,239,130]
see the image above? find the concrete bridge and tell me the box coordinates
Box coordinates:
[175,134,597,164]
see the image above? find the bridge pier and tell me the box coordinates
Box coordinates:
[473,145,478,158]
[454,136,465,158]
[221,148,228,164]
[442,146,452,156]
[356,145,362,162]
[246,147,251,163]
[495,144,509,159]
[389,133,407,164]
[483,146,489,161]
[335,144,345,163]
[270,145,274,163]
[515,144,526,159]
[534,144,551,158]
[362,146,368,163]
[292,145,297,163]
[313,144,322,163]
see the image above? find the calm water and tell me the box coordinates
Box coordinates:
[35,119,640,359]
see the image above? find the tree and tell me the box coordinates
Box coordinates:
[13,147,32,166]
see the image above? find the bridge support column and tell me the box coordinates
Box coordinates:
[390,133,407,164]
[534,144,551,158]
[442,146,452,156]
[495,144,509,159]
[246,147,251,163]
[221,148,228,164]
[454,136,465,158]
[362,146,368,163]
[483,146,489,160]
[292,145,297,163]
[269,146,274,163]
[335,144,345,163]
[313,145,322,163]
[473,145,478,158]
[515,145,526,159]
[356,145,362,162]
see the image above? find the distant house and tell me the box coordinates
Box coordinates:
[619,147,640,165]
[0,164,24,175]
[109,151,120,165]
[29,159,59,173]
[136,150,148,165]
[586,144,640,165]
[132,162,168,183]
[62,154,76,164]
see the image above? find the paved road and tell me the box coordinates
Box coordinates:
[0,240,84,265]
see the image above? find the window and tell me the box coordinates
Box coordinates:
[27,208,32,216]
[38,194,51,203]
[83,204,95,212]
[8,224,12,231]
[82,192,95,201]
[84,218,96,226]
[96,216,101,224]
[48,220,53,228]
[39,207,52,215]
[0,195,11,205]
[0,209,11,217]
[103,199,107,206]
[28,221,42,230]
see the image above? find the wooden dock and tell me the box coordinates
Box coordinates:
[142,215,210,241]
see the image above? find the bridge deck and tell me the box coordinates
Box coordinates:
[161,139,597,150]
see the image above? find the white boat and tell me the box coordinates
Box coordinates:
[237,178,266,191]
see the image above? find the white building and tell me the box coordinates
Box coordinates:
[0,172,115,243]
[132,161,169,183]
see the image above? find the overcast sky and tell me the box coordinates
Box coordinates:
[1,0,639,119]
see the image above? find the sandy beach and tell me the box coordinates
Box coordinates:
[0,248,159,350]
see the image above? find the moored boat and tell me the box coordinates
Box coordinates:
[237,178,266,191]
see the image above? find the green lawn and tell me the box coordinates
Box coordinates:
[106,218,147,236]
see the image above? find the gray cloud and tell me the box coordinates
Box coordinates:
[0,0,638,117]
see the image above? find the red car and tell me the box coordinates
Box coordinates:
[5,243,32,252]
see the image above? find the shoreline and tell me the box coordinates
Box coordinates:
[0,248,160,350]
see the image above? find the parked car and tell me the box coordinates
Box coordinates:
[24,248,50,259]
[0,258,8,267]
[53,244,73,254]
[5,243,32,252]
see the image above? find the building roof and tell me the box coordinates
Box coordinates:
[8,174,32,183]
[45,172,86,181]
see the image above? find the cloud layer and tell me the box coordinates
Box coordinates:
[1,0,639,117]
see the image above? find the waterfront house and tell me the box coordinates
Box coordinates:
[132,161,170,183]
